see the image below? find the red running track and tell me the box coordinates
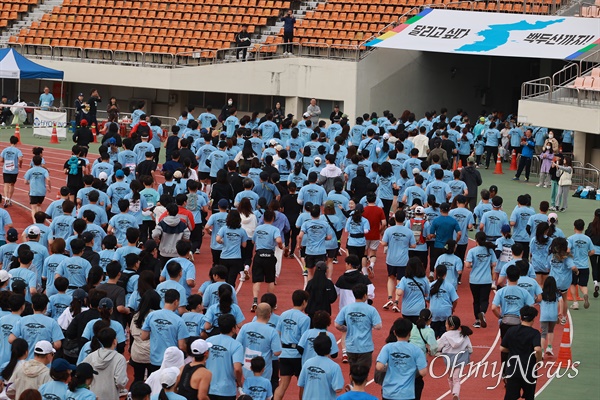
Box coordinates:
[4,142,569,399]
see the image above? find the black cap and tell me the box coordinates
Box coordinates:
[75,363,98,380]
[60,186,70,196]
[81,232,94,243]
[440,202,451,212]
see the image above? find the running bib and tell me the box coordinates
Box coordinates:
[5,160,15,172]
[499,247,512,263]
[243,348,262,371]
[129,200,141,213]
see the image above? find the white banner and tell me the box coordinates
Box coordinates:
[366,9,600,60]
[33,110,68,139]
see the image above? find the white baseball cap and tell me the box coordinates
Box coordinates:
[0,270,11,283]
[191,339,213,355]
[303,112,311,118]
[412,168,421,175]
[27,226,41,237]
[34,340,56,355]
[98,172,108,181]
[548,213,558,222]
[415,206,425,214]
[383,133,390,140]
[159,367,181,388]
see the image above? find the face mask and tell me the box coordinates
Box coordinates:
[228,101,232,106]
[549,134,553,139]
[546,146,551,150]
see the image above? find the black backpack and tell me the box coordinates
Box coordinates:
[161,183,176,197]
[117,269,137,291]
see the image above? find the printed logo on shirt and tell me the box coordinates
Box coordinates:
[248,386,268,395]
[347,312,366,324]
[209,344,228,359]
[117,220,134,230]
[475,253,491,262]
[574,239,588,248]
[306,366,326,380]
[390,352,412,367]
[65,264,83,272]
[282,319,297,332]
[486,216,501,225]
[502,294,523,307]
[391,232,408,240]
[432,288,447,298]
[153,318,173,332]
[518,282,534,290]
[453,213,466,223]
[1,323,14,336]
[42,394,61,400]
[24,322,46,336]
[245,331,266,346]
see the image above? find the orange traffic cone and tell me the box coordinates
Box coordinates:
[556,320,572,365]
[493,152,503,174]
[567,285,584,301]
[14,124,21,143]
[509,149,518,171]
[92,123,98,143]
[49,123,59,144]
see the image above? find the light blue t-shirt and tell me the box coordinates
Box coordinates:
[530,237,551,273]
[79,204,109,227]
[1,146,22,174]
[208,150,229,178]
[448,179,467,201]
[24,166,49,196]
[298,328,339,365]
[526,213,549,240]
[201,282,238,309]
[49,215,75,241]
[337,391,378,400]
[376,175,395,200]
[47,293,72,321]
[56,256,92,291]
[276,308,310,359]
[301,219,333,256]
[253,223,281,250]
[434,253,463,289]
[493,285,534,316]
[10,267,37,302]
[345,217,370,247]
[449,207,474,246]
[236,321,282,380]
[217,226,248,260]
[39,380,69,400]
[206,333,245,397]
[298,183,327,206]
[480,209,509,238]
[567,233,593,269]
[466,246,497,284]
[510,206,536,242]
[42,253,68,297]
[82,317,126,344]
[376,341,427,400]
[142,309,190,366]
[156,280,188,308]
[181,312,205,337]
[204,303,245,330]
[396,276,430,316]
[11,313,64,359]
[206,212,228,250]
[382,225,416,267]
[112,245,142,269]
[429,279,459,321]
[426,180,451,205]
[66,387,96,400]
[540,293,561,322]
[484,128,501,146]
[0,313,20,365]
[517,276,542,301]
[108,213,139,244]
[161,257,195,297]
[334,301,382,353]
[107,181,131,213]
[549,255,576,291]
[298,355,344,400]
[234,190,259,210]
[494,236,515,274]
[242,375,273,400]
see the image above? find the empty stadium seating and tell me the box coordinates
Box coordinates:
[0,0,38,29]
[580,2,600,17]
[8,0,290,56]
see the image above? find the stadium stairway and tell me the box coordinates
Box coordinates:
[0,0,64,46]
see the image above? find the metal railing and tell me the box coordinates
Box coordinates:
[521,76,552,100]
[573,166,600,189]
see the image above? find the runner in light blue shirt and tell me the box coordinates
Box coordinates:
[297,334,344,400]
[55,242,92,292]
[141,293,190,367]
[10,300,64,359]
[206,314,245,398]
[24,162,50,199]
[236,311,282,380]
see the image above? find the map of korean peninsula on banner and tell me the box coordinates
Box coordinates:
[366,8,600,60]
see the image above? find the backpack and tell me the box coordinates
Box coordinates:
[117,269,137,291]
[187,192,199,212]
[410,218,426,244]
[161,183,176,197]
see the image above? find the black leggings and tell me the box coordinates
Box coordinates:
[287,224,300,254]
[382,199,393,218]
[242,240,254,267]
[130,360,159,384]
[470,283,492,320]
[590,254,600,282]
[221,258,243,286]
[485,145,498,168]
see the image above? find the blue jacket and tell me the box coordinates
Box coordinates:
[281,16,296,32]
[521,138,535,158]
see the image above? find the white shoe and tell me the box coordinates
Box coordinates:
[383,300,393,310]
[536,183,542,187]
[545,347,554,356]
[570,301,579,310]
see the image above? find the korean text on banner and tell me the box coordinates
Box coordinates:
[33,110,67,139]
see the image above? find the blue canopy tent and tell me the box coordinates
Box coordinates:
[0,48,64,103]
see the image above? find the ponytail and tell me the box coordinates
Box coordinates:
[293,161,302,175]
[475,231,495,253]
[68,373,84,392]
[218,284,233,314]
[444,239,456,255]
[447,315,473,337]
[459,325,474,337]
[159,387,169,400]
[430,265,447,296]
[416,309,432,330]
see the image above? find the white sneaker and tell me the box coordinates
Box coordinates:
[571,301,579,310]
[383,300,393,310]
[545,347,554,356]
[536,183,542,187]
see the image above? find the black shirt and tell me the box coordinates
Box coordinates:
[228,172,244,195]
[179,148,199,169]
[280,193,302,225]
[136,160,157,179]
[501,324,541,380]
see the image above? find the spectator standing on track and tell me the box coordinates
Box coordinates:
[38,87,54,110]
[459,156,482,210]
[0,135,23,208]
[86,89,101,128]
[513,128,535,182]
[280,9,295,55]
